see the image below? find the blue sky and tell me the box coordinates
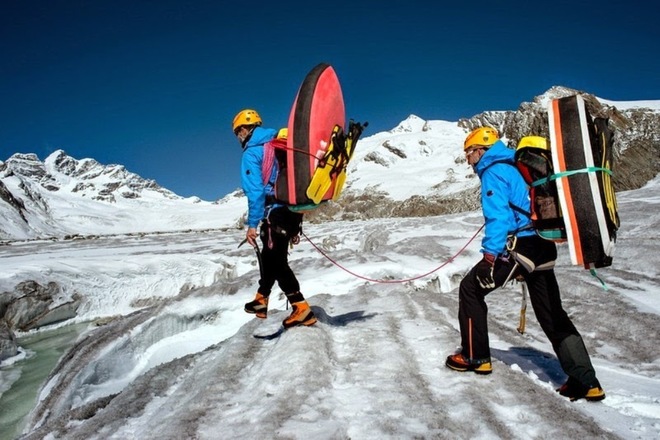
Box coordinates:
[1,1,657,201]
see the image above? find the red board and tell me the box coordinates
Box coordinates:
[274,63,345,206]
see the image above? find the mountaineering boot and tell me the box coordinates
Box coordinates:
[557,377,606,402]
[244,292,268,319]
[282,300,317,328]
[445,353,493,375]
[584,383,606,401]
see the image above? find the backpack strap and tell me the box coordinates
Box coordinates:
[262,142,276,186]
[509,201,531,219]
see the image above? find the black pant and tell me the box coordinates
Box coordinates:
[457,235,597,386]
[257,207,303,297]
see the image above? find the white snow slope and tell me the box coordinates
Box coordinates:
[0,177,658,439]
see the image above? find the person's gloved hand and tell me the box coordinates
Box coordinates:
[476,253,496,289]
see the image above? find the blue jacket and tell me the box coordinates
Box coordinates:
[475,140,534,256]
[241,126,279,228]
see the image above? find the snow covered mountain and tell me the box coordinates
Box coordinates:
[1,87,658,240]
[0,151,245,241]
[1,88,660,439]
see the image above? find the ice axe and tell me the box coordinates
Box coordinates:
[238,238,264,279]
[517,281,528,334]
[500,261,527,334]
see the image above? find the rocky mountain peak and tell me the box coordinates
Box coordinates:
[455,86,660,191]
[532,86,582,105]
[390,114,427,133]
[0,150,189,240]
[47,149,80,175]
[0,153,48,180]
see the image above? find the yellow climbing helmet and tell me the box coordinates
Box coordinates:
[276,127,288,140]
[232,109,262,133]
[464,127,499,151]
[517,135,548,151]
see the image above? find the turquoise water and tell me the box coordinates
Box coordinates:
[0,323,90,440]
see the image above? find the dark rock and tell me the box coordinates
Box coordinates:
[4,281,80,331]
[0,319,18,361]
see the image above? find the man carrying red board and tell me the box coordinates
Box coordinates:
[233,108,317,329]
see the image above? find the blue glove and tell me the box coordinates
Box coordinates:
[476,253,496,289]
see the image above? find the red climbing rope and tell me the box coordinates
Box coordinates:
[300,224,484,284]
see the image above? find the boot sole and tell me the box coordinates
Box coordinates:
[568,394,606,402]
[245,309,267,319]
[445,360,492,375]
[448,368,492,375]
[283,316,317,329]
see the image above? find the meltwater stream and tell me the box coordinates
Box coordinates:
[1,304,244,439]
[0,323,91,440]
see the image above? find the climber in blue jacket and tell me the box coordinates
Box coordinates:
[445,126,604,402]
[233,109,317,329]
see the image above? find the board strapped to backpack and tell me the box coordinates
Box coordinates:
[547,95,619,269]
[268,63,366,212]
[513,94,620,270]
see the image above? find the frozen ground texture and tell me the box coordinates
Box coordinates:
[1,178,659,439]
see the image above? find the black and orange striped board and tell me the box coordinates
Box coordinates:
[548,94,619,269]
[274,63,345,207]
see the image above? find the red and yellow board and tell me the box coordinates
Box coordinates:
[274,63,345,207]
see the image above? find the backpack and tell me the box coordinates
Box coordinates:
[514,135,567,242]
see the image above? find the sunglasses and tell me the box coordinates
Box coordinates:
[465,148,483,158]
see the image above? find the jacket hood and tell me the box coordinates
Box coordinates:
[244,126,277,149]
[475,140,515,177]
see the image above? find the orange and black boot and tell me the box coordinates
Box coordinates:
[557,377,606,402]
[244,292,268,319]
[445,353,493,375]
[282,294,317,328]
